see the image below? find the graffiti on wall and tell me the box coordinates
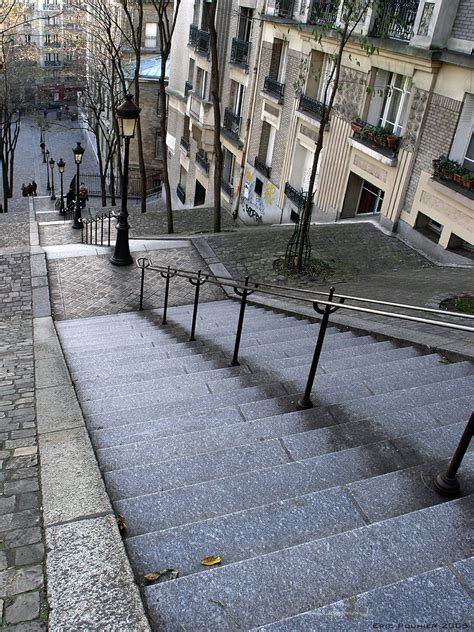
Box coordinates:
[239,176,276,225]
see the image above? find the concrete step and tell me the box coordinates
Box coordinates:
[110,421,469,513]
[255,563,473,630]
[125,454,474,581]
[142,498,472,630]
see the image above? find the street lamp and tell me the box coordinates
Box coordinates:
[45,150,51,191]
[40,141,46,163]
[72,141,85,229]
[111,94,141,266]
[57,158,65,214]
[49,157,56,201]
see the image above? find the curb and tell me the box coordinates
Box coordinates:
[192,236,474,362]
[30,198,151,631]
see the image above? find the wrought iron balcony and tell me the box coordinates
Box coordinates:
[370,0,419,41]
[189,24,210,55]
[285,182,308,209]
[298,94,325,119]
[275,0,295,19]
[177,183,186,204]
[223,108,242,141]
[230,38,251,69]
[180,136,190,155]
[263,76,285,101]
[184,81,193,98]
[221,179,233,196]
[307,0,338,25]
[196,150,210,174]
[44,60,62,66]
[254,156,271,179]
[42,2,60,10]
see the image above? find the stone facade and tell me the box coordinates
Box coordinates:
[451,0,474,41]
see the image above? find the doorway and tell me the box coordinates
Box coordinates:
[193,180,206,206]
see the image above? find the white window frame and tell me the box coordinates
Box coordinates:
[379,73,411,136]
[450,94,474,172]
[144,22,157,48]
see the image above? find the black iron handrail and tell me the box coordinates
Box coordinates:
[81,211,114,247]
[275,0,295,19]
[223,107,242,139]
[180,136,190,154]
[370,0,418,41]
[184,80,193,98]
[176,183,186,204]
[196,150,209,174]
[254,156,271,178]
[307,0,338,25]
[285,182,308,208]
[299,94,325,119]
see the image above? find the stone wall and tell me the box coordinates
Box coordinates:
[403,92,462,215]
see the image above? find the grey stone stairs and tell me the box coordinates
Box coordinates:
[56,300,474,630]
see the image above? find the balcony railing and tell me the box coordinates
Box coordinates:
[44,41,61,48]
[42,3,60,10]
[370,0,419,41]
[285,182,308,208]
[230,38,251,69]
[307,0,339,25]
[223,108,242,140]
[177,183,186,204]
[350,119,401,158]
[263,76,285,101]
[221,179,233,196]
[275,0,295,19]
[196,150,210,174]
[254,156,271,179]
[180,136,190,155]
[44,60,62,66]
[298,94,325,119]
[188,24,210,55]
[184,80,193,98]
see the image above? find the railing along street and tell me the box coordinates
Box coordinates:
[136,260,474,495]
[81,211,114,247]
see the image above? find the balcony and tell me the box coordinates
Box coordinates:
[350,119,401,159]
[221,179,233,197]
[222,108,242,142]
[184,81,193,98]
[44,60,62,67]
[275,0,295,19]
[298,94,325,120]
[230,38,251,69]
[44,42,61,48]
[188,94,214,129]
[263,77,285,102]
[180,136,190,155]
[370,0,419,42]
[188,24,210,55]
[254,156,271,179]
[196,150,210,174]
[177,183,186,204]
[432,157,474,200]
[285,182,308,209]
[42,2,60,10]
[307,0,338,25]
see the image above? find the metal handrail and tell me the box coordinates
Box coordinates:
[137,262,474,327]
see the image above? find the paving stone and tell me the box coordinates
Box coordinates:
[0,566,43,599]
[6,592,40,624]
[14,544,45,567]
[0,497,16,515]
[5,528,42,550]
[453,557,474,591]
[0,510,39,533]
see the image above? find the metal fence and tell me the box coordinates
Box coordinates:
[78,174,162,199]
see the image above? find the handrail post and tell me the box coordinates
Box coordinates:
[433,412,473,497]
[297,287,338,410]
[108,212,111,247]
[231,277,256,366]
[161,266,173,325]
[189,270,206,342]
[138,257,150,311]
[81,221,84,244]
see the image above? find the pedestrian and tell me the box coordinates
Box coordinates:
[31,180,37,196]
[79,182,89,209]
[66,187,75,212]
[43,108,48,118]
[21,183,27,197]
[26,183,34,196]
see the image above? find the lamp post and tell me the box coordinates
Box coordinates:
[72,141,85,229]
[45,150,51,191]
[40,141,46,163]
[49,157,56,201]
[57,158,65,214]
[111,94,141,266]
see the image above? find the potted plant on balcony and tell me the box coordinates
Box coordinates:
[350,119,363,134]
[460,172,474,190]
[433,156,458,181]
[386,134,398,149]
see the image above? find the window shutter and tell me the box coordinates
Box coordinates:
[450,94,474,163]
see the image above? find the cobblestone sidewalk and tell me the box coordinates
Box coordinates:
[0,210,47,629]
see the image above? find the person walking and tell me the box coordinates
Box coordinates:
[32,181,38,196]
[79,182,89,209]
[66,187,75,212]
[21,183,27,197]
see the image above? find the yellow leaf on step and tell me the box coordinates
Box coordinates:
[144,572,161,583]
[201,555,223,566]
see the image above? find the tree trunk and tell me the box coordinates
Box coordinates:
[159,77,173,233]
[209,0,222,233]
[136,117,147,213]
[95,122,107,207]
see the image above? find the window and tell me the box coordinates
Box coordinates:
[196,67,208,100]
[237,8,253,42]
[268,38,286,83]
[255,178,263,197]
[145,23,157,48]
[258,121,276,168]
[155,131,163,159]
[366,70,411,136]
[222,148,235,185]
[357,181,384,214]
[450,94,474,172]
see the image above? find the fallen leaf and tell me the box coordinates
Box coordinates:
[201,555,223,566]
[116,514,127,532]
[144,572,160,583]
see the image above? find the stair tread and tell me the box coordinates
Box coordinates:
[142,498,472,630]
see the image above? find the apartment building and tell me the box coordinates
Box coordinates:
[236,0,473,262]
[24,0,83,104]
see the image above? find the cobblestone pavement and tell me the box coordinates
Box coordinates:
[47,246,225,321]
[0,207,47,629]
[38,223,82,247]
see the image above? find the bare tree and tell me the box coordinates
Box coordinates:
[151,0,181,234]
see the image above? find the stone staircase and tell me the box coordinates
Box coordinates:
[56,300,474,630]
